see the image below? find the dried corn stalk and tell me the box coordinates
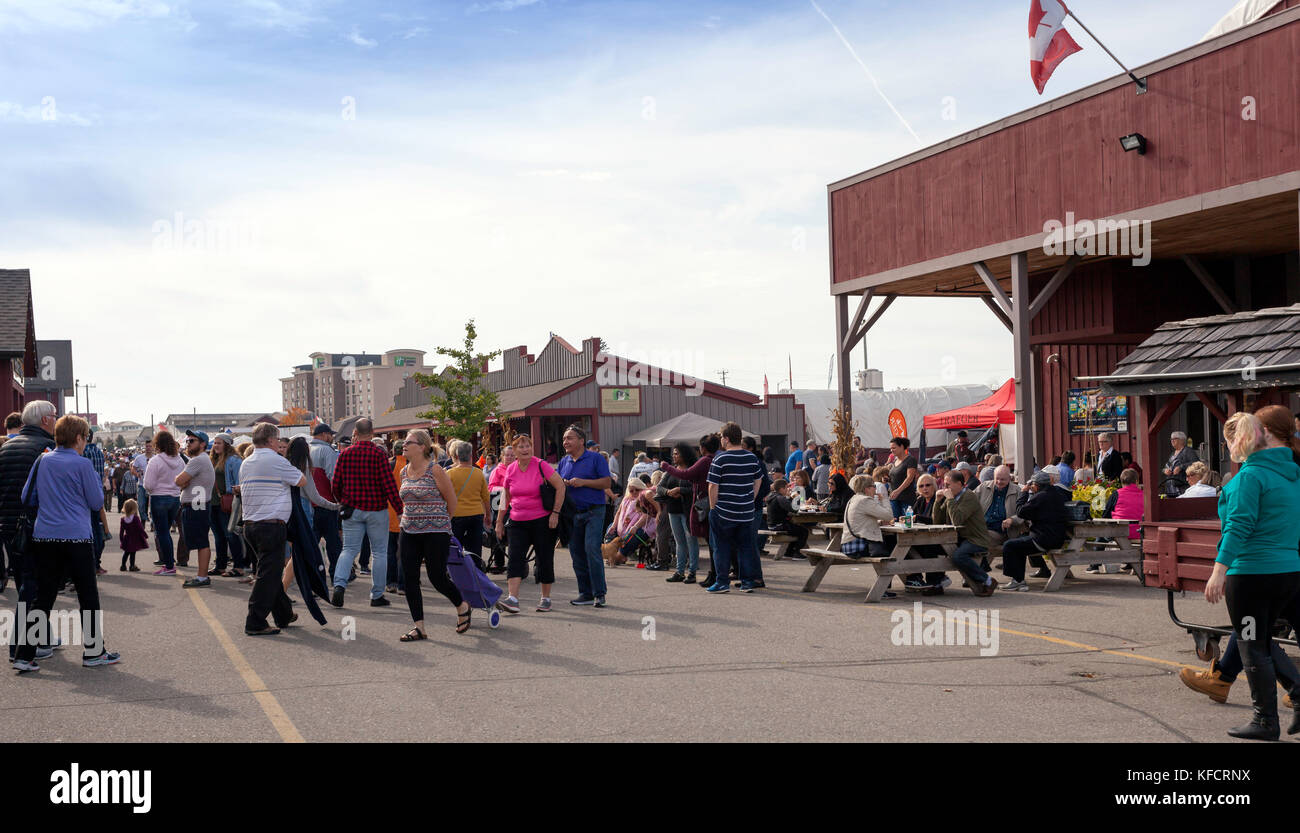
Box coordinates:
[830,406,858,475]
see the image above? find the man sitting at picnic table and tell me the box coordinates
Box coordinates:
[998,471,1069,591]
[931,469,998,597]
[764,478,810,556]
[976,464,1020,548]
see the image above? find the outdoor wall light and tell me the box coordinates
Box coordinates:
[1119,133,1147,154]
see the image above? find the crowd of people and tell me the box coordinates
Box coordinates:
[3,400,1299,740]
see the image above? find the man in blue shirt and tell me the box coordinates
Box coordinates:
[557,425,612,607]
[783,441,802,477]
[706,422,764,593]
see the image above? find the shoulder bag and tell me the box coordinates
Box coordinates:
[10,454,44,556]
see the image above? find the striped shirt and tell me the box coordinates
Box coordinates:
[707,448,763,524]
[399,462,452,534]
[238,448,304,522]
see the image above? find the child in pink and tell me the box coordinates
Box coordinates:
[119,498,149,571]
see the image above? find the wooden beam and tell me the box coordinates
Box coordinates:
[1193,391,1228,426]
[1181,254,1238,314]
[840,290,873,353]
[974,261,1013,318]
[1027,254,1081,319]
[853,294,897,345]
[1010,252,1034,478]
[982,296,1013,332]
[1149,393,1188,436]
[834,294,852,419]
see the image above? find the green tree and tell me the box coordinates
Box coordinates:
[114,435,127,450]
[414,319,502,442]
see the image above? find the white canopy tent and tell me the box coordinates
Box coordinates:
[1201,0,1284,40]
[623,412,759,448]
[791,385,993,448]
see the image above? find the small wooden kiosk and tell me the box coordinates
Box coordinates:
[1091,304,1300,656]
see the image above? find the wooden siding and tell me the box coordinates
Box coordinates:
[486,336,595,391]
[533,381,806,456]
[831,17,1300,284]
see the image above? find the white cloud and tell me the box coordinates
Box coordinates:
[401,25,430,39]
[346,25,376,47]
[0,100,92,125]
[0,0,180,31]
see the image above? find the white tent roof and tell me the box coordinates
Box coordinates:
[1202,0,1282,40]
[792,385,993,448]
[624,412,758,448]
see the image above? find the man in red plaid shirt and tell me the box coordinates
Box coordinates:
[330,418,402,608]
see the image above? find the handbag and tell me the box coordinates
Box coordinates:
[220,493,234,514]
[10,454,44,557]
[538,459,577,518]
[692,491,710,522]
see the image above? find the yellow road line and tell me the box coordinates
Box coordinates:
[185,588,305,743]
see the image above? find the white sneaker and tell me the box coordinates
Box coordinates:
[1002,579,1030,591]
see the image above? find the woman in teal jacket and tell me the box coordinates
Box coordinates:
[1205,407,1300,740]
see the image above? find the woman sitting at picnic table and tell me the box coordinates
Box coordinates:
[840,475,894,558]
[903,473,951,592]
[823,472,853,521]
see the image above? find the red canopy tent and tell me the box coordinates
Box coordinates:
[922,379,1016,430]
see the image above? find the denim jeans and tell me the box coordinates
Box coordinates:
[890,499,910,521]
[668,512,699,573]
[709,513,761,584]
[90,513,105,570]
[136,486,150,524]
[150,495,181,569]
[335,509,389,598]
[569,505,607,598]
[950,538,990,586]
[313,506,341,577]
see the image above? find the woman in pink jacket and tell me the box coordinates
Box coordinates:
[1110,468,1144,539]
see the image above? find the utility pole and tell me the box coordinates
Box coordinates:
[75,378,80,416]
[718,369,728,386]
[83,383,96,421]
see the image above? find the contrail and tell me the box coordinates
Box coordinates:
[809,0,921,143]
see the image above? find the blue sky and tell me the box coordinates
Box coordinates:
[1,0,1250,423]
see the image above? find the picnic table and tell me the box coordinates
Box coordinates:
[801,522,959,603]
[1041,518,1137,592]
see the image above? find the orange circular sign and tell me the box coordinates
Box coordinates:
[887,409,907,439]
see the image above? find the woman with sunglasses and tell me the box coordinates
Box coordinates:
[494,434,566,612]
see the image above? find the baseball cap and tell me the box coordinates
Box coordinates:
[312,423,335,436]
[1031,471,1052,487]
[585,440,597,449]
[185,429,210,445]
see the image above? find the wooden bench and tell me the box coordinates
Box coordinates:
[1041,518,1137,592]
[801,523,961,603]
[759,529,799,561]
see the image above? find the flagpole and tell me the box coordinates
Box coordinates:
[1065,10,1147,93]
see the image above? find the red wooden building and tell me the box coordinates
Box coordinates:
[0,270,38,416]
[827,6,1300,478]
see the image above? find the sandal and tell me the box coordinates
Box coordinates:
[224,569,244,578]
[400,627,427,642]
[456,606,472,634]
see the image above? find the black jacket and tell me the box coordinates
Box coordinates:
[1015,485,1068,549]
[0,425,55,537]
[1098,449,1124,481]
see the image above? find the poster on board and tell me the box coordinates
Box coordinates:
[1068,388,1128,434]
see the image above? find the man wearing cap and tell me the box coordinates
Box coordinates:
[998,471,1069,591]
[1162,431,1199,497]
[628,452,657,484]
[176,430,217,587]
[309,423,342,576]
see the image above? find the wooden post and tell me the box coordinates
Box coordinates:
[1136,395,1162,523]
[1011,252,1034,480]
[835,293,853,426]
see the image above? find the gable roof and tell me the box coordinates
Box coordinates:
[0,270,37,372]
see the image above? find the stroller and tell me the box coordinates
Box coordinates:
[446,534,505,629]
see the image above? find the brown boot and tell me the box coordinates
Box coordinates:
[1179,663,1232,704]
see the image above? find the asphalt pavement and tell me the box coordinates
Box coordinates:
[0,508,1287,743]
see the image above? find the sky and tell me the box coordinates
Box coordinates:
[0,0,1248,424]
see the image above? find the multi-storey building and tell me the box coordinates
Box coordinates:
[280,349,430,426]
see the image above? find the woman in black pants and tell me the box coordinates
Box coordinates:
[396,430,471,642]
[1204,408,1300,740]
[493,434,566,613]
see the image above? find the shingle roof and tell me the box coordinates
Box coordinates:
[0,269,34,359]
[1109,304,1300,379]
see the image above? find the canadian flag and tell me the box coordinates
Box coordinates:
[1029,0,1082,94]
